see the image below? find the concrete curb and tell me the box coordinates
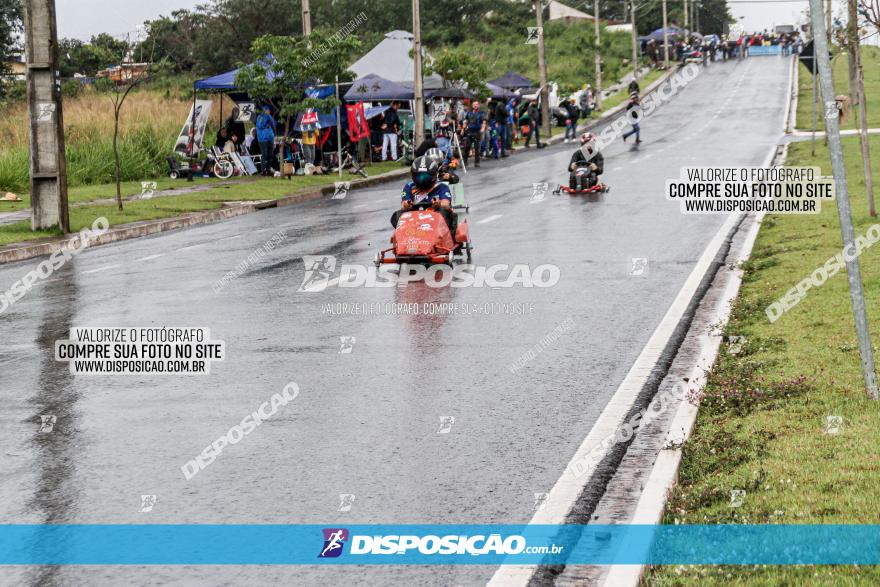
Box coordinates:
[596,151,790,587]
[0,167,408,265]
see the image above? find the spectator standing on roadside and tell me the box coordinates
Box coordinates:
[462,100,486,168]
[301,128,318,165]
[562,99,578,142]
[382,102,401,161]
[255,105,277,176]
[525,99,545,148]
[578,85,591,119]
[621,93,642,144]
[494,99,509,157]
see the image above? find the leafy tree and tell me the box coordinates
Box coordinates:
[0,0,21,97]
[59,39,116,77]
[95,43,164,210]
[426,48,491,101]
[234,29,360,155]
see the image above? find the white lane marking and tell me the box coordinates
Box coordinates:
[477,214,503,224]
[136,254,165,262]
[177,244,205,252]
[220,234,242,241]
[353,204,368,209]
[375,198,386,203]
[82,264,120,275]
[612,166,624,171]
[487,211,743,587]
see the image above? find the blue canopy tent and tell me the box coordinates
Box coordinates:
[487,82,514,100]
[344,74,414,101]
[640,26,684,43]
[489,71,534,90]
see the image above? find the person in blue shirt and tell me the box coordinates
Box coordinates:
[255,105,277,176]
[391,156,455,235]
[460,100,486,168]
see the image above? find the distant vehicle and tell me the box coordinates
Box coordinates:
[775,24,796,34]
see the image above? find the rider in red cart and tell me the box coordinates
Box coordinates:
[568,132,604,191]
[391,156,456,235]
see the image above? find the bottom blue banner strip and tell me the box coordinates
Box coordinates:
[0,525,878,565]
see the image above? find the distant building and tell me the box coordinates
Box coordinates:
[2,54,25,81]
[97,62,151,84]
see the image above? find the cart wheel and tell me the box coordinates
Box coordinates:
[214,161,234,179]
[169,171,179,180]
[604,184,611,193]
[374,252,382,267]
[465,243,472,263]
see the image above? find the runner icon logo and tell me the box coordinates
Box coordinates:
[339,336,356,354]
[333,182,351,200]
[39,414,57,433]
[299,255,338,292]
[338,494,356,512]
[140,495,157,512]
[319,528,349,558]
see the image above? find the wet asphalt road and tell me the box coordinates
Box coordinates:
[0,56,789,586]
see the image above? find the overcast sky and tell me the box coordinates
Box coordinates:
[56,0,202,40]
[55,0,835,41]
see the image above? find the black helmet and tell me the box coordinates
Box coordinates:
[411,156,439,189]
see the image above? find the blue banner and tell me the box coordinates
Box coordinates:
[1,525,879,565]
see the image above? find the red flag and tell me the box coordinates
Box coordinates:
[347,102,369,141]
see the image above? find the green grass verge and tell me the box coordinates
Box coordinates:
[646,136,880,585]
[0,161,401,247]
[796,46,880,132]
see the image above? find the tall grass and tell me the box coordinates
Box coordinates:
[0,86,230,194]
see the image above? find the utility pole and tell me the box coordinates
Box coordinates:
[684,0,689,31]
[302,0,312,36]
[535,0,551,137]
[23,0,69,232]
[847,0,875,216]
[826,0,832,42]
[412,0,425,146]
[593,0,602,110]
[630,0,639,80]
[809,0,879,399]
[662,0,670,68]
